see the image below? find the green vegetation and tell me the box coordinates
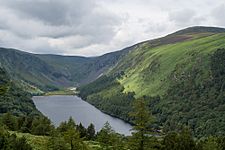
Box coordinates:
[0,67,41,116]
[79,75,135,122]
[78,27,225,137]
[1,99,225,150]
[10,132,49,150]
[117,33,225,97]
[151,48,225,137]
[2,26,225,149]
[0,128,32,150]
[0,45,130,92]
[129,99,156,150]
[44,88,76,96]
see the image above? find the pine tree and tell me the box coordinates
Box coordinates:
[97,122,123,149]
[31,117,53,135]
[129,99,155,150]
[77,123,87,138]
[97,121,115,145]
[64,128,89,150]
[48,130,69,150]
[57,121,68,133]
[87,123,95,140]
[67,117,76,129]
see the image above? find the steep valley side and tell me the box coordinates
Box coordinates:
[78,27,225,136]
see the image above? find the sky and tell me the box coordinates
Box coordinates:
[0,0,224,56]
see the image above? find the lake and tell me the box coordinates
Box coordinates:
[32,95,132,135]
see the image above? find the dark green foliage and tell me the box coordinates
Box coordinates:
[0,127,32,150]
[0,113,54,136]
[86,123,95,140]
[57,121,69,133]
[161,128,196,150]
[97,122,115,145]
[153,48,225,136]
[79,75,135,122]
[56,117,89,150]
[47,131,69,150]
[64,128,89,150]
[195,136,225,150]
[97,122,126,149]
[129,99,158,150]
[57,116,76,133]
[67,116,76,129]
[79,75,115,97]
[0,67,41,116]
[17,116,34,133]
[31,117,54,135]
[0,67,9,95]
[216,136,225,150]
[11,135,32,150]
[1,112,17,130]
[77,123,87,138]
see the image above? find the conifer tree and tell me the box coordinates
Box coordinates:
[77,123,87,138]
[87,123,95,140]
[129,99,155,150]
[97,122,115,148]
[64,128,89,150]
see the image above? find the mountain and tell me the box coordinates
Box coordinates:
[0,46,131,93]
[1,26,225,136]
[78,26,225,136]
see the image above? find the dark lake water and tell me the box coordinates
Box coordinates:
[32,95,132,135]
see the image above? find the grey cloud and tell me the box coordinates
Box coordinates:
[211,4,225,26]
[169,9,197,26]
[0,0,123,55]
[0,0,224,56]
[2,0,70,26]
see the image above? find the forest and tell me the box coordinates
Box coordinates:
[0,99,225,150]
[1,39,225,149]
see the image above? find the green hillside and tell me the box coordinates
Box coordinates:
[117,33,225,97]
[2,26,225,137]
[0,67,41,116]
[0,47,130,92]
[79,26,225,136]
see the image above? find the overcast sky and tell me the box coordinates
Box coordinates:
[0,0,224,56]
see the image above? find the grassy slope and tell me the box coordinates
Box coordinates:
[116,33,225,97]
[11,131,49,150]
[11,131,102,150]
[79,27,225,136]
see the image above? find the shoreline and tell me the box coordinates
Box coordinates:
[32,95,133,134]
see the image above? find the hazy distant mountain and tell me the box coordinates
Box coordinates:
[0,46,131,92]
